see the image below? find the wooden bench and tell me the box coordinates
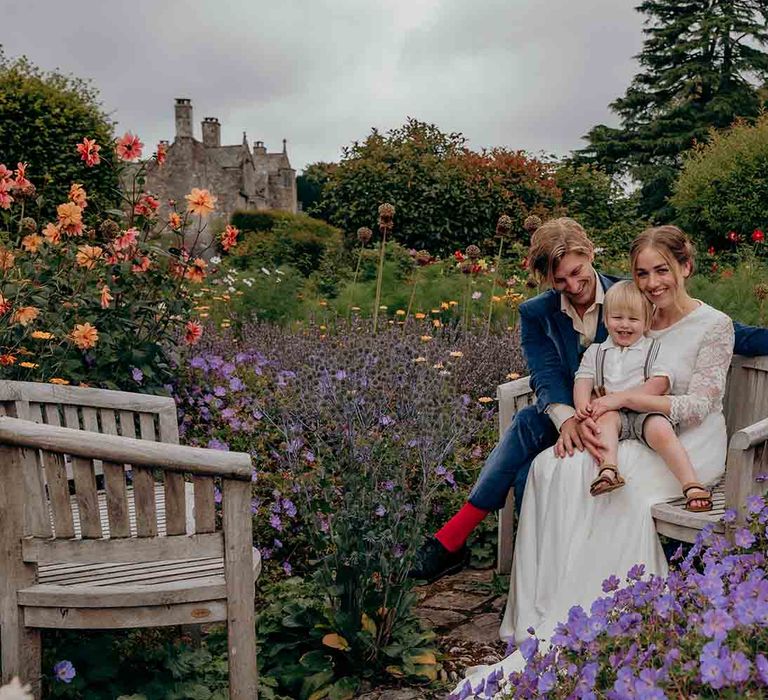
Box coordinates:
[0,382,260,698]
[496,354,768,574]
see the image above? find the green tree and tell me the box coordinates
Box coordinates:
[672,113,768,248]
[0,48,119,220]
[297,161,335,213]
[309,118,561,255]
[580,0,768,220]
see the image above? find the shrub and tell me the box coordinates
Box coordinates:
[228,210,344,277]
[0,49,119,220]
[454,495,768,699]
[309,118,562,255]
[671,114,768,249]
[0,144,239,390]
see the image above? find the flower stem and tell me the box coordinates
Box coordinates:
[486,238,504,336]
[372,230,387,333]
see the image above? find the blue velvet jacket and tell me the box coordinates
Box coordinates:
[519,273,768,414]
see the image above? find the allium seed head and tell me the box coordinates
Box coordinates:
[465,244,481,261]
[496,214,513,238]
[523,214,543,233]
[357,226,372,244]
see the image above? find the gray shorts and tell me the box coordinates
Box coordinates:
[618,410,676,448]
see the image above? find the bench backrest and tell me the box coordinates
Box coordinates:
[498,354,768,439]
[0,380,179,445]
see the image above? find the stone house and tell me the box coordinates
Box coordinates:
[141,98,297,226]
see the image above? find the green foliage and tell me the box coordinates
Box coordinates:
[309,118,562,254]
[672,114,768,248]
[230,209,296,233]
[297,162,336,213]
[228,210,344,277]
[0,48,119,220]
[580,0,768,220]
[43,628,230,699]
[688,257,768,326]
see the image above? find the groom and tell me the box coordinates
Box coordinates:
[411,217,768,583]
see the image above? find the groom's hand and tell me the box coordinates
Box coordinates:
[576,417,605,462]
[555,417,585,458]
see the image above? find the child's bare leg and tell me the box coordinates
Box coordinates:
[643,415,709,509]
[590,411,623,495]
[596,411,621,467]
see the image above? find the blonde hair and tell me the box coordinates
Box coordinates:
[630,225,696,290]
[527,217,595,284]
[603,280,653,332]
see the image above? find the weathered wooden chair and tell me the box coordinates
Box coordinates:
[0,381,260,699]
[496,354,768,573]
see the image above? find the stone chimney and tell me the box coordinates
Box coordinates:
[201,117,221,148]
[253,140,267,155]
[174,98,193,139]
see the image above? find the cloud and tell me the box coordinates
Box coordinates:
[1,0,644,170]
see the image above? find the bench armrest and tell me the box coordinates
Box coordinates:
[729,416,768,450]
[497,376,532,402]
[0,416,251,480]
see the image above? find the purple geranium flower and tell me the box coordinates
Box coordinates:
[53,660,76,683]
[131,367,144,383]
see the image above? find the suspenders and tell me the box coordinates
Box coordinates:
[595,338,660,396]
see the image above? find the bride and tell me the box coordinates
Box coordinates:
[453,225,734,696]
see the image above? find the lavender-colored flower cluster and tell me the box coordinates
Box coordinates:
[451,497,768,699]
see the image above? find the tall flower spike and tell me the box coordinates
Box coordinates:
[496,214,513,239]
[377,203,395,232]
[357,226,372,244]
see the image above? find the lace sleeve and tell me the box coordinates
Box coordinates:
[670,315,734,426]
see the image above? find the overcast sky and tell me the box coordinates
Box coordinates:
[2,0,644,172]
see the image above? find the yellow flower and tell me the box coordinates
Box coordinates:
[431,309,441,314]
[75,244,103,270]
[440,302,450,310]
[433,361,444,369]
[492,295,502,302]
[412,356,427,363]
[414,312,426,319]
[30,331,54,340]
[19,361,39,369]
[56,201,83,236]
[318,300,328,307]
[70,322,98,350]
[350,306,361,311]
[420,335,432,342]
[395,309,405,316]
[49,378,70,385]
[12,306,39,326]
[433,319,442,327]
[21,234,43,253]
[449,351,464,357]
[505,372,521,380]
[478,396,494,403]
[449,300,458,306]
[184,188,217,217]
[379,305,388,310]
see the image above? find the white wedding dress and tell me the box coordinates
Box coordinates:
[453,302,734,697]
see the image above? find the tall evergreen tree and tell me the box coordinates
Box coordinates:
[580,0,768,220]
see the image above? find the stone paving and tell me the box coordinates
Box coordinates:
[353,568,508,699]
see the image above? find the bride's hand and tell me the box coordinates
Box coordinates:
[590,394,622,420]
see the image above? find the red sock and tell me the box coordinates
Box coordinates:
[435,503,489,552]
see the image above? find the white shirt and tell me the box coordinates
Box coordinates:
[575,335,674,393]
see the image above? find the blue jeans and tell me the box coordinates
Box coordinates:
[468,405,558,512]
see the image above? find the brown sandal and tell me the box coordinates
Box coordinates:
[682,482,713,512]
[590,464,626,497]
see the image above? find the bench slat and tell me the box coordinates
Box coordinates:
[72,457,102,539]
[42,451,75,539]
